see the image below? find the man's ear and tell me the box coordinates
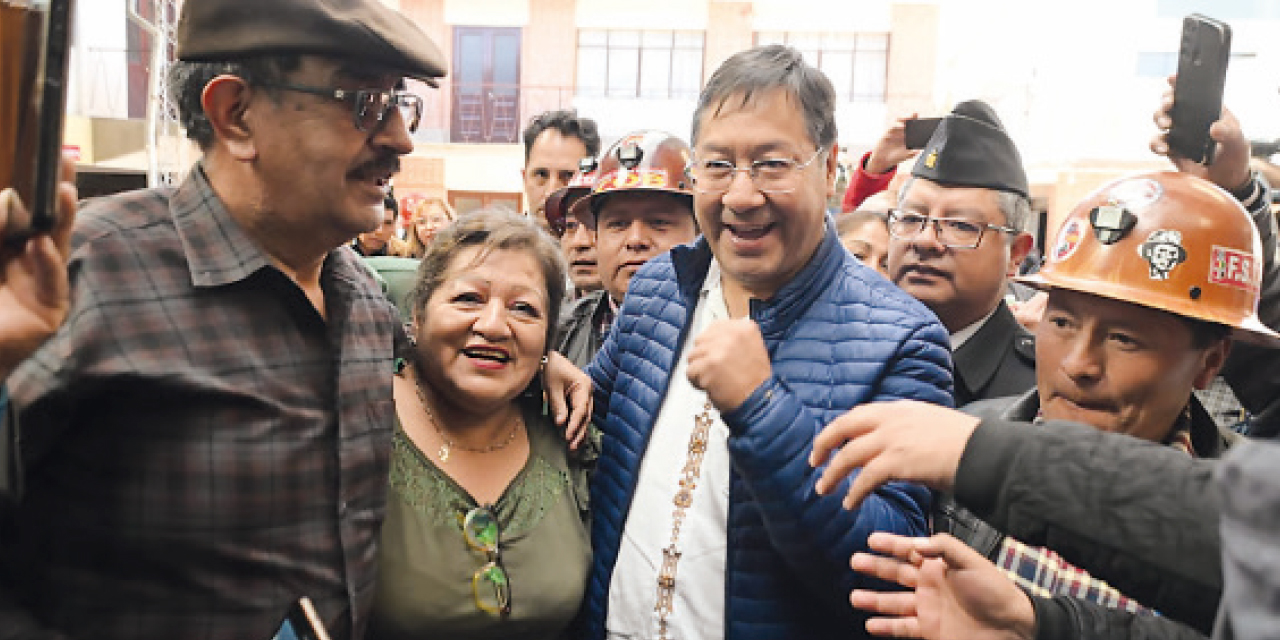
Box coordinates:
[1007,232,1034,278]
[1194,336,1232,389]
[824,142,840,198]
[201,75,258,161]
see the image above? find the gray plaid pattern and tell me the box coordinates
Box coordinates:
[1195,376,1250,433]
[4,165,399,640]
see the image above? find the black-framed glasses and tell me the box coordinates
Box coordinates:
[887,209,1018,249]
[685,147,826,194]
[461,506,511,616]
[258,83,423,134]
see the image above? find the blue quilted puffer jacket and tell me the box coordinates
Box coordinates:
[581,227,955,640]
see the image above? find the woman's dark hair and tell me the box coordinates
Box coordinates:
[408,207,567,352]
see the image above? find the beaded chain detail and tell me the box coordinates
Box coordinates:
[654,400,716,640]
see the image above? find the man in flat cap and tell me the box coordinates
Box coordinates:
[0,2,451,638]
[886,100,1038,406]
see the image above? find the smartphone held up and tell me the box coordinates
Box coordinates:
[1167,13,1231,165]
[1,0,74,244]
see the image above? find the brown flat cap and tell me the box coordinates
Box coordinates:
[176,0,447,85]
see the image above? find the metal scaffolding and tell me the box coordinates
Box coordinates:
[126,0,184,187]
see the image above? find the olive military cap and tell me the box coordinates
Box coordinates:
[912,99,1028,199]
[176,0,447,85]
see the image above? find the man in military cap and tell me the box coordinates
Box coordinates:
[886,100,1037,405]
[0,1,446,638]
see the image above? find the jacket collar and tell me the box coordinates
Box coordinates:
[669,217,844,338]
[953,301,1033,397]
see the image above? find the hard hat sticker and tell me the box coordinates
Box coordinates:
[1107,178,1163,213]
[594,169,671,192]
[1209,246,1259,292]
[1138,229,1187,280]
[1050,218,1086,263]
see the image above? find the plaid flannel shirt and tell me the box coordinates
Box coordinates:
[993,422,1202,614]
[2,165,400,640]
[996,537,1146,613]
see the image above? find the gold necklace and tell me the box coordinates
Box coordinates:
[413,381,522,463]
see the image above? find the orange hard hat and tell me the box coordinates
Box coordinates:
[543,156,600,237]
[569,130,694,221]
[1021,171,1278,344]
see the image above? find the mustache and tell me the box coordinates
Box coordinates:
[351,155,401,179]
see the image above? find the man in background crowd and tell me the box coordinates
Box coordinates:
[521,109,603,296]
[351,194,407,256]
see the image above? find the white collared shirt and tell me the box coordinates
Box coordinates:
[949,304,1000,350]
[606,260,731,640]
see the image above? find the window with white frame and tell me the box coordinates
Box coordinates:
[755,32,889,103]
[576,29,704,99]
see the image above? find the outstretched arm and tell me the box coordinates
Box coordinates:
[851,532,1208,640]
[811,409,1223,631]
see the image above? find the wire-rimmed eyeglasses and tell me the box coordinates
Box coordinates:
[685,147,826,195]
[258,83,423,134]
[887,209,1019,249]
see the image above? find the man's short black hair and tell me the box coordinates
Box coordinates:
[522,109,601,163]
[1183,316,1233,349]
[383,194,399,214]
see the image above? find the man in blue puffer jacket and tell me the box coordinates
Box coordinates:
[581,44,955,640]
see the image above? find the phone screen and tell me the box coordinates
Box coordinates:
[904,118,942,150]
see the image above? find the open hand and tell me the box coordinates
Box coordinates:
[851,532,1037,640]
[810,400,978,510]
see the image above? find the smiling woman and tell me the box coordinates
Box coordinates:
[367,209,596,640]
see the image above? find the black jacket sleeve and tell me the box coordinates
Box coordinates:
[953,418,1221,633]
[1031,596,1208,640]
[1213,440,1280,640]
